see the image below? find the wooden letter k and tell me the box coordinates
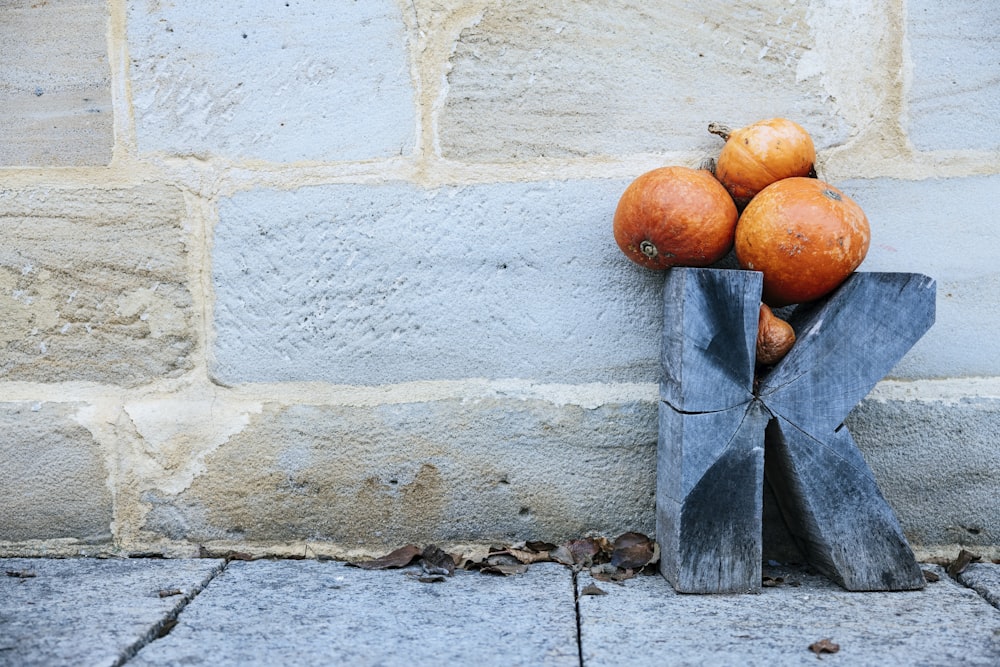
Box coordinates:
[656,268,936,594]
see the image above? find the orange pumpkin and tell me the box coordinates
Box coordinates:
[710,118,816,208]
[735,177,870,306]
[613,166,738,270]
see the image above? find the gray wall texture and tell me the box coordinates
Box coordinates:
[1,0,998,560]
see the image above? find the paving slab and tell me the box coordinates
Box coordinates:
[578,564,1000,666]
[958,563,1000,611]
[129,560,578,666]
[0,557,224,667]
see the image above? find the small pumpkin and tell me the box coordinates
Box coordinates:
[613,166,738,270]
[735,177,870,306]
[709,118,816,208]
[756,303,795,366]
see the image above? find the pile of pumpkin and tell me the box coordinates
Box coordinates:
[612,118,870,366]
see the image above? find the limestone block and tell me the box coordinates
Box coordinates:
[849,396,1000,550]
[211,180,662,385]
[140,398,657,546]
[436,0,876,161]
[0,403,112,543]
[846,175,1000,378]
[0,0,113,166]
[906,0,1000,151]
[0,185,194,385]
[126,0,416,161]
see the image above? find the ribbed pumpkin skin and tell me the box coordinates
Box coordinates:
[716,118,815,207]
[735,177,870,306]
[613,166,738,270]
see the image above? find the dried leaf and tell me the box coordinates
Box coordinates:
[421,545,456,576]
[480,563,529,576]
[947,549,981,577]
[580,583,608,596]
[922,569,941,583]
[550,545,576,566]
[808,638,840,655]
[5,570,36,579]
[610,532,655,570]
[225,551,255,562]
[525,541,558,552]
[506,548,552,564]
[157,588,182,598]
[762,576,784,587]
[347,544,422,570]
[566,537,611,567]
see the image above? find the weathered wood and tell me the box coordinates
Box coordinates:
[764,417,925,591]
[656,268,936,594]
[657,401,768,593]
[657,268,765,593]
[759,272,937,436]
[660,268,760,414]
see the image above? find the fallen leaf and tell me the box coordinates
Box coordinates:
[505,547,551,564]
[808,638,839,655]
[922,569,941,583]
[157,589,182,598]
[225,551,255,562]
[4,570,36,579]
[947,549,981,577]
[580,583,608,596]
[480,563,529,576]
[610,532,656,570]
[549,545,576,566]
[762,576,784,587]
[566,537,612,567]
[347,544,422,570]
[525,541,558,552]
[421,545,456,576]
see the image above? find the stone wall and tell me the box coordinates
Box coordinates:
[2,0,998,559]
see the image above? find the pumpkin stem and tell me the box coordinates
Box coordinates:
[698,157,717,176]
[639,240,659,259]
[707,122,732,141]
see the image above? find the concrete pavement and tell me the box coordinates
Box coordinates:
[2,557,999,666]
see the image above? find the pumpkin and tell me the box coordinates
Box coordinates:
[613,166,738,270]
[735,177,870,306]
[756,303,795,366]
[709,118,816,208]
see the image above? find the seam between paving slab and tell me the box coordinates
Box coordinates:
[571,570,584,667]
[952,568,1000,612]
[113,559,229,667]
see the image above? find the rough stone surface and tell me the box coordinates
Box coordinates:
[211,180,661,385]
[0,403,112,544]
[846,175,1000,379]
[906,1,1000,151]
[140,398,657,546]
[0,557,223,667]
[0,185,194,385]
[0,0,113,166]
[849,397,1000,551]
[436,0,881,161]
[578,564,1000,665]
[126,0,416,161]
[129,561,578,666]
[958,563,1000,611]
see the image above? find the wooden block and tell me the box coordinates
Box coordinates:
[660,268,760,414]
[656,268,936,594]
[657,268,766,593]
[764,417,925,591]
[759,272,936,436]
[657,400,769,593]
